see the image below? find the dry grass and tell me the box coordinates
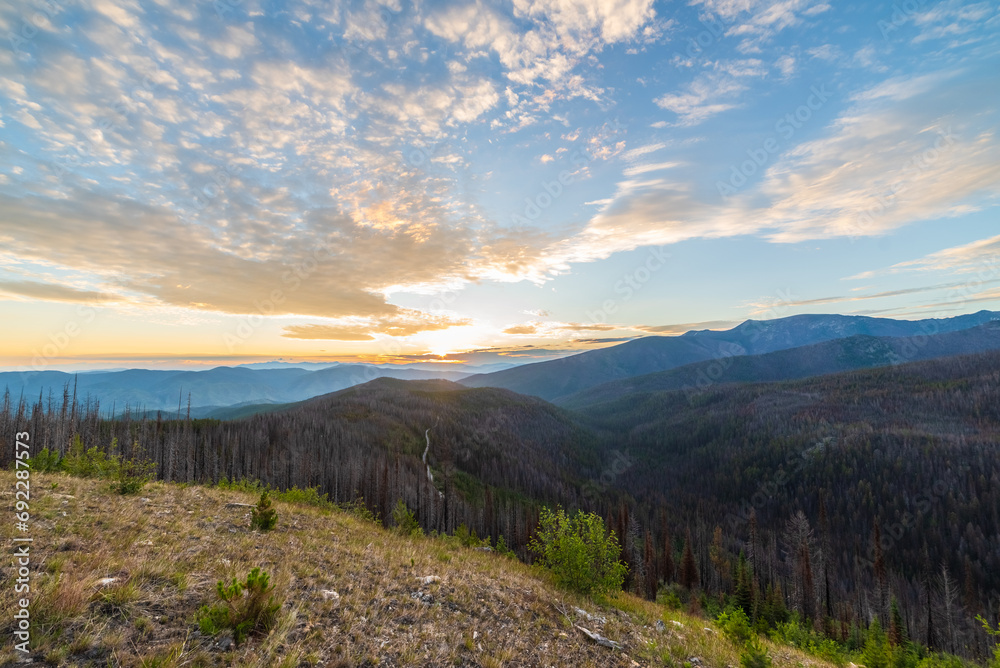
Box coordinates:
[0,472,841,667]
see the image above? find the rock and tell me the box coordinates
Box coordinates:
[410,591,433,604]
[573,606,607,624]
[688,657,702,665]
[140,497,152,503]
[415,575,441,585]
[576,625,621,650]
[321,589,340,602]
[656,620,666,632]
[671,620,684,627]
[224,502,255,508]
[96,577,117,587]
[474,546,492,551]
[217,634,233,651]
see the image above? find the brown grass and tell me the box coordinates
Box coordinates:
[0,472,841,667]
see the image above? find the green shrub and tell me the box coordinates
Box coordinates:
[494,534,514,557]
[337,498,381,525]
[196,567,281,646]
[719,608,754,646]
[62,435,115,478]
[391,499,422,537]
[26,447,63,473]
[657,585,683,610]
[276,485,333,510]
[740,636,773,668]
[250,490,277,532]
[977,615,1000,668]
[113,440,156,495]
[863,619,892,668]
[527,506,627,596]
[454,523,488,547]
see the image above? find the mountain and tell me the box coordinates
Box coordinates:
[5,347,1000,657]
[559,320,1000,409]
[459,310,1000,401]
[0,364,472,414]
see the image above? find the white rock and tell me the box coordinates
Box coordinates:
[416,575,441,585]
[321,589,340,602]
[97,577,117,587]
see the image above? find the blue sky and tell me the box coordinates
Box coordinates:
[0,0,998,370]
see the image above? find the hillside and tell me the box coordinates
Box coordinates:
[572,349,1000,627]
[0,473,839,668]
[559,320,1000,409]
[459,310,1000,401]
[5,351,1000,661]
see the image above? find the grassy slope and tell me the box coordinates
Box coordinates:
[0,473,838,668]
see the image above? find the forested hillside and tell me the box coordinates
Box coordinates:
[460,311,1000,401]
[2,351,999,663]
[560,321,1000,409]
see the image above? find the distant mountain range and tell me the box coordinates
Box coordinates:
[5,310,998,415]
[559,320,1000,409]
[0,363,473,415]
[459,310,1000,401]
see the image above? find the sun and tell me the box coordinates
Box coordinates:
[420,326,486,358]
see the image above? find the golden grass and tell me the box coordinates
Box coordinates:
[0,472,844,667]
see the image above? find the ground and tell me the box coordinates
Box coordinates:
[0,472,839,668]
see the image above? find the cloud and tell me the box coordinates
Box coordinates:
[654,71,751,126]
[874,234,1000,275]
[633,320,738,334]
[283,310,473,341]
[0,279,119,303]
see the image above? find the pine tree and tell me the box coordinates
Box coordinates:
[680,528,699,590]
[661,511,675,583]
[888,597,906,647]
[644,530,658,600]
[735,552,754,616]
[873,525,889,626]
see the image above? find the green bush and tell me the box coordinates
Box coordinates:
[391,499,422,537]
[741,636,773,668]
[863,619,892,668]
[62,435,115,478]
[657,585,683,610]
[26,447,63,473]
[527,506,627,596]
[113,440,156,495]
[196,567,281,645]
[250,490,277,532]
[977,615,1000,668]
[719,608,754,646]
[494,534,514,557]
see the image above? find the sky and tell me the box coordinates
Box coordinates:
[1,0,999,372]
